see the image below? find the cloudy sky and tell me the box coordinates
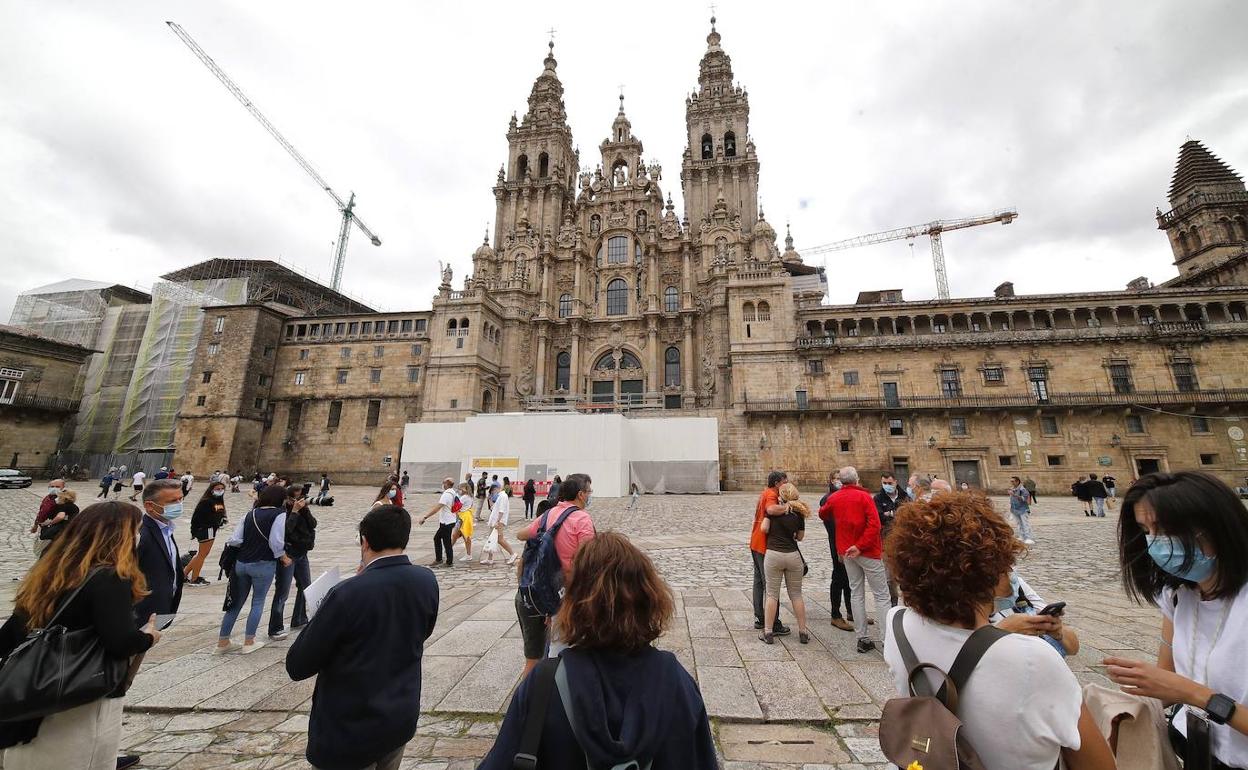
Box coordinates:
[3,1,1246,318]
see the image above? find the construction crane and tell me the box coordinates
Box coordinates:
[166,21,380,292]
[801,208,1018,300]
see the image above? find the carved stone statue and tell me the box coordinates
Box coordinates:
[613,164,627,187]
[647,162,662,181]
[439,261,453,287]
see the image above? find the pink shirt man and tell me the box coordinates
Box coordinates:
[526,500,595,576]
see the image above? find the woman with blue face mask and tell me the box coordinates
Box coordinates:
[1107,471,1248,768]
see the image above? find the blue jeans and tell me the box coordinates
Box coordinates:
[220,560,277,640]
[269,554,311,635]
[1011,507,1034,541]
[1093,497,1106,517]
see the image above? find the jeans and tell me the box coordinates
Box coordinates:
[523,498,535,518]
[220,560,277,639]
[1093,497,1106,517]
[822,520,852,619]
[269,554,311,635]
[434,522,455,564]
[1012,507,1034,540]
[844,555,891,641]
[751,549,784,625]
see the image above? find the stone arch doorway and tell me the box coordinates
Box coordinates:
[589,349,645,406]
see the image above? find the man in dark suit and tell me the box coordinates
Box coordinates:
[135,478,186,623]
[287,504,439,770]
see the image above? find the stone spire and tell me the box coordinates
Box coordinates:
[1168,139,1244,204]
[697,14,734,94]
[522,40,569,128]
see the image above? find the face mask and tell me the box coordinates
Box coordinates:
[832,481,843,490]
[882,483,896,494]
[387,489,397,499]
[993,573,1022,614]
[158,501,184,520]
[584,494,592,509]
[1146,534,1217,583]
[906,485,914,498]
[48,486,61,496]
[213,489,225,498]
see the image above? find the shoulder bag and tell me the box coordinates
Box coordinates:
[0,569,132,722]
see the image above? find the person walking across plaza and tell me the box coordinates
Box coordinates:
[481,483,517,566]
[97,468,116,499]
[135,479,186,625]
[0,502,164,770]
[1086,472,1109,517]
[269,485,317,639]
[475,471,489,522]
[185,480,228,586]
[127,468,146,502]
[522,478,536,519]
[373,480,400,509]
[628,481,642,510]
[1009,475,1037,545]
[1023,475,1039,503]
[1102,473,1116,502]
[821,466,890,653]
[750,471,791,635]
[419,478,459,567]
[216,484,290,653]
[872,472,907,607]
[1073,474,1095,516]
[479,533,717,770]
[399,470,409,495]
[179,470,194,497]
[759,483,812,645]
[287,504,439,770]
[451,481,476,562]
[30,479,67,555]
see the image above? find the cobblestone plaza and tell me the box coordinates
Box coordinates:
[0,482,1166,769]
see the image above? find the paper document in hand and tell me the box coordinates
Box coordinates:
[304,567,341,618]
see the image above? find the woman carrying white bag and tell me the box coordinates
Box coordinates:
[480,483,517,566]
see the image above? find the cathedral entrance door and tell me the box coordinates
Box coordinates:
[620,379,643,405]
[591,381,614,404]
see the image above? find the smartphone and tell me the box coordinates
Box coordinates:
[153,614,177,630]
[1037,601,1067,617]
[1186,710,1213,770]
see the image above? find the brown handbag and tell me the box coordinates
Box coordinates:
[879,609,1008,770]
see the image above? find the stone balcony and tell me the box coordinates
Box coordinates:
[0,393,81,414]
[741,387,1248,415]
[793,319,1237,351]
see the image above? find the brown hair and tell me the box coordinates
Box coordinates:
[883,492,1022,627]
[777,482,811,518]
[555,532,674,653]
[15,501,148,629]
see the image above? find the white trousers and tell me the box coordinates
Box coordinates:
[844,555,891,642]
[3,696,124,770]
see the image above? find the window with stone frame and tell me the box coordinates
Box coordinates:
[207,343,219,356]
[1028,365,1049,402]
[1170,358,1198,392]
[401,320,413,333]
[1191,416,1212,434]
[411,344,422,357]
[365,400,381,428]
[327,400,342,429]
[374,345,385,358]
[369,368,381,383]
[213,316,225,334]
[1125,413,1146,434]
[294,371,306,386]
[202,371,213,384]
[299,349,309,360]
[606,279,628,316]
[341,347,351,359]
[1108,361,1134,394]
[939,368,962,397]
[407,366,420,383]
[982,366,1004,386]
[414,319,427,333]
[664,347,681,387]
[843,370,859,385]
[664,286,679,313]
[756,301,771,321]
[195,395,206,406]
[336,369,348,384]
[287,401,303,430]
[607,236,629,264]
[1,377,21,405]
[1040,415,1059,435]
[555,352,571,391]
[888,418,906,436]
[950,417,968,436]
[807,359,825,375]
[559,293,573,318]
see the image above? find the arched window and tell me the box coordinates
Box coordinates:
[606,279,628,315]
[594,353,616,371]
[620,351,642,369]
[538,152,549,178]
[806,320,822,336]
[664,286,679,313]
[756,301,771,321]
[724,131,736,157]
[701,133,713,160]
[460,318,469,329]
[555,352,570,390]
[607,236,628,264]
[1178,232,1190,254]
[558,293,572,318]
[664,347,681,387]
[482,390,494,413]
[1191,228,1203,250]
[516,154,529,179]
[743,302,756,322]
[1223,219,1237,242]
[448,318,457,329]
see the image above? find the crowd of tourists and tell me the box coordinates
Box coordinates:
[2,466,1246,770]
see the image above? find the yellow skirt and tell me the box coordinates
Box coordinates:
[458,510,474,538]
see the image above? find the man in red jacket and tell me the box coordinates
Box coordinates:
[819,466,891,653]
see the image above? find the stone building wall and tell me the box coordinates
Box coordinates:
[0,326,93,473]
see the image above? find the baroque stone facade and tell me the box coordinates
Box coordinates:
[173,23,1248,492]
[0,325,94,473]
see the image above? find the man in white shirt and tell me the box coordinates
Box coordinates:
[129,469,147,501]
[419,478,459,567]
[180,471,195,496]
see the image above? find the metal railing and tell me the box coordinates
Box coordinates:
[0,393,81,414]
[522,395,668,413]
[741,387,1248,414]
[792,319,1238,350]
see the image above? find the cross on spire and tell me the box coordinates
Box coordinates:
[709,4,717,28]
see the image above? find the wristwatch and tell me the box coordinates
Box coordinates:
[1205,693,1237,725]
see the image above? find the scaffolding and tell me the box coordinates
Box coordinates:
[71,304,152,453]
[8,279,150,348]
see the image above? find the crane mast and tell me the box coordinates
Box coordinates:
[802,208,1017,300]
[166,21,380,291]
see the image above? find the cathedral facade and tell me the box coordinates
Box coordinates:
[172,22,1248,493]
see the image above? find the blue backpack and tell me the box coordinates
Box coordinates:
[519,506,579,616]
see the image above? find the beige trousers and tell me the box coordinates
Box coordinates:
[3,696,124,770]
[763,549,804,602]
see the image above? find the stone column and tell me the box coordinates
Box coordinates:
[681,250,692,309]
[682,316,694,400]
[540,255,552,315]
[535,329,547,396]
[570,321,582,399]
[647,318,659,394]
[649,249,660,312]
[1110,307,1120,325]
[1199,304,1210,322]
[573,256,583,314]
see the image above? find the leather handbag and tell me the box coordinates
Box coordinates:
[0,570,131,722]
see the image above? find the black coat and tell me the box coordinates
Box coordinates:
[285,507,318,558]
[134,514,184,624]
[286,555,439,770]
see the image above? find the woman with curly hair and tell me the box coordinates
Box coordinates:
[759,482,812,644]
[478,532,717,769]
[0,502,162,768]
[883,492,1114,770]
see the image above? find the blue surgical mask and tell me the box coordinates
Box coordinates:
[213,489,225,498]
[832,481,843,490]
[906,485,914,498]
[387,489,397,499]
[1146,534,1217,583]
[994,573,1022,614]
[47,486,60,496]
[882,483,896,494]
[584,495,592,509]
[159,501,184,520]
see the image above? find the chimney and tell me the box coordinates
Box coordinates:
[1126,276,1151,291]
[993,281,1015,298]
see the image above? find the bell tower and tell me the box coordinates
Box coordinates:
[1157,139,1248,276]
[680,17,761,238]
[492,41,578,250]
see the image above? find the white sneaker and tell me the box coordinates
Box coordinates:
[462,554,473,562]
[269,631,289,641]
[212,643,241,655]
[240,641,266,654]
[1023,538,1036,545]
